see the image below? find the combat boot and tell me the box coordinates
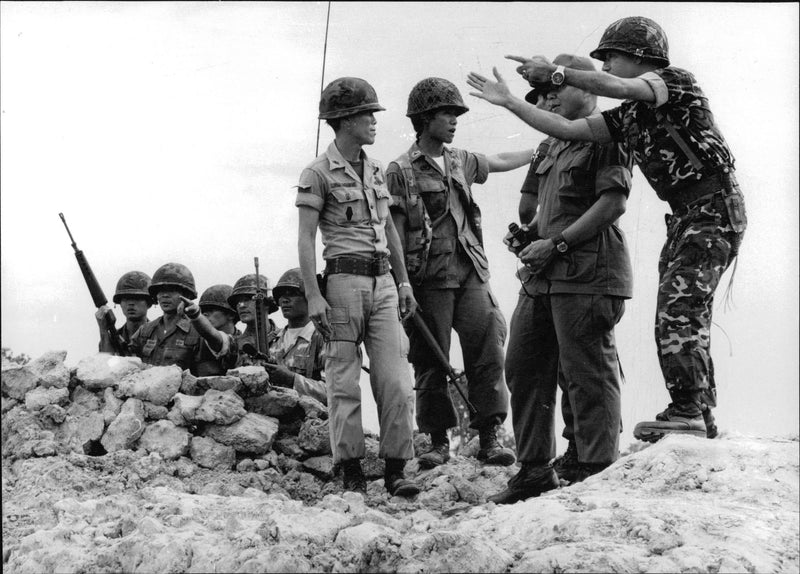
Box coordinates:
[487,462,559,505]
[384,458,420,497]
[341,458,366,494]
[477,424,516,466]
[418,430,451,469]
[702,407,718,439]
[552,440,580,483]
[633,400,705,442]
[571,461,610,484]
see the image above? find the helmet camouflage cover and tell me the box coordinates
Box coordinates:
[149,262,197,300]
[406,77,469,117]
[113,271,153,304]
[272,268,305,301]
[199,284,237,316]
[318,77,386,120]
[590,16,670,68]
[228,274,279,314]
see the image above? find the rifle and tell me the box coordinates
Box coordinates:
[411,313,478,416]
[253,257,268,356]
[59,213,126,355]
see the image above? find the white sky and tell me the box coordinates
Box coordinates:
[2,2,798,438]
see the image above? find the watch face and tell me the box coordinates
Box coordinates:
[557,242,568,253]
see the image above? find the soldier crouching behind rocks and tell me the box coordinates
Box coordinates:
[181,284,240,377]
[126,262,204,375]
[227,273,279,367]
[267,268,327,405]
[96,271,153,353]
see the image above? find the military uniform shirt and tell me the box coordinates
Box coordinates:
[586,66,735,200]
[268,321,327,405]
[296,141,393,260]
[387,144,490,288]
[128,316,203,374]
[528,135,634,298]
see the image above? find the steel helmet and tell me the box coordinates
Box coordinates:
[318,77,386,120]
[113,271,153,305]
[199,284,237,316]
[228,274,278,314]
[149,262,197,299]
[406,77,469,117]
[590,16,670,68]
[272,268,305,301]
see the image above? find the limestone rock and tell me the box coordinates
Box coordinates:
[179,370,200,395]
[30,350,70,389]
[303,455,335,480]
[298,418,331,455]
[102,388,123,425]
[70,386,101,412]
[138,420,190,460]
[25,386,70,411]
[168,393,204,426]
[56,411,105,454]
[335,522,400,552]
[195,389,246,425]
[245,386,300,418]
[101,398,145,452]
[75,354,143,391]
[297,394,328,419]
[1,362,38,400]
[196,375,242,394]
[204,413,279,454]
[142,401,169,421]
[190,436,236,469]
[226,366,269,396]
[116,365,182,406]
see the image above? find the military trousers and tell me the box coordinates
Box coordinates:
[409,272,508,433]
[505,292,625,465]
[324,272,415,463]
[656,189,747,408]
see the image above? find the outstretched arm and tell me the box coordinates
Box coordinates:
[467,68,598,141]
[487,149,535,173]
[507,55,656,103]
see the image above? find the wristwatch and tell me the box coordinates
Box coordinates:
[550,65,566,87]
[552,233,569,253]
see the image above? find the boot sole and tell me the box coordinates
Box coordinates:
[634,423,706,442]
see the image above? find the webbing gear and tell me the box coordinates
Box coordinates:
[392,152,432,285]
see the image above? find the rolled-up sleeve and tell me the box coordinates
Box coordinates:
[595,142,633,197]
[295,168,326,211]
[640,71,668,107]
[586,113,615,144]
[385,163,408,216]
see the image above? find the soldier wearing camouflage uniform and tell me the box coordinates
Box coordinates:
[127,262,205,374]
[387,77,534,470]
[296,77,420,497]
[467,16,747,441]
[267,268,327,405]
[96,271,153,354]
[182,284,240,376]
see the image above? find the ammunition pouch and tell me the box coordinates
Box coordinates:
[393,154,432,286]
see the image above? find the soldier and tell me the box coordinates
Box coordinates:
[467,16,746,441]
[227,273,279,367]
[267,268,327,405]
[181,284,240,377]
[488,54,634,505]
[96,271,153,354]
[387,77,534,469]
[127,262,204,374]
[296,77,420,497]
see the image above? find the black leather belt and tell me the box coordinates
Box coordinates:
[666,169,735,212]
[325,256,390,277]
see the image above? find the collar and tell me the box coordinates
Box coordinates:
[326,140,369,172]
[281,320,316,343]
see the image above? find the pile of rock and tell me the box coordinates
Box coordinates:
[1,351,355,492]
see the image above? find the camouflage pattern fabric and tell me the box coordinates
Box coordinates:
[601,67,735,197]
[318,77,385,120]
[590,16,670,66]
[655,190,746,408]
[406,77,469,117]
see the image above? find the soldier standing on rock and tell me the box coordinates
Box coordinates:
[96,271,153,354]
[386,77,532,470]
[296,77,420,497]
[126,262,204,375]
[467,16,746,442]
[267,268,327,405]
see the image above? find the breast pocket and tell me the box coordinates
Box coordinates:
[330,186,364,225]
[418,179,448,221]
[558,149,595,215]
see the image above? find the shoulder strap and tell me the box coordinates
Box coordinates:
[395,152,424,230]
[656,109,704,170]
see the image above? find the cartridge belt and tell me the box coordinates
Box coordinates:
[325,256,390,277]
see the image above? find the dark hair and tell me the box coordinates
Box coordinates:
[326,118,342,131]
[410,111,437,140]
